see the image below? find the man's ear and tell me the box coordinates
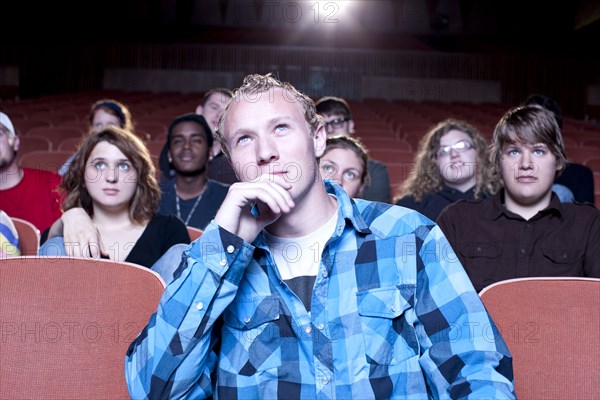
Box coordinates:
[556,156,565,174]
[313,124,327,158]
[11,135,19,152]
[348,119,355,134]
[195,105,203,115]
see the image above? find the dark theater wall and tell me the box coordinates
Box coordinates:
[1,0,599,118]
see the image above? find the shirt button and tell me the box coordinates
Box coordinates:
[520,248,526,254]
[305,326,312,334]
[226,245,235,254]
[317,323,325,330]
[321,377,329,385]
[322,270,328,278]
[390,305,396,312]
[196,302,204,310]
[219,259,227,267]
[244,317,251,324]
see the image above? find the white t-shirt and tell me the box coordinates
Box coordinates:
[263,207,338,310]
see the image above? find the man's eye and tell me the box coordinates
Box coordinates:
[237,135,250,144]
[275,124,289,132]
[118,162,131,171]
[94,161,107,170]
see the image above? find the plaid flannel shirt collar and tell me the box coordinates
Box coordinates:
[254,180,371,250]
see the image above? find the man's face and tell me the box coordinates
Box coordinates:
[500,136,560,209]
[201,93,231,132]
[168,121,211,176]
[320,113,354,136]
[222,87,326,201]
[0,124,18,169]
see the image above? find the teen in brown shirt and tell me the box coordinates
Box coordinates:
[437,106,600,292]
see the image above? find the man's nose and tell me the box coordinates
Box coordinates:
[257,136,279,165]
[520,151,533,169]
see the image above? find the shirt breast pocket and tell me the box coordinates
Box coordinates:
[356,286,418,366]
[221,296,281,375]
[541,247,584,274]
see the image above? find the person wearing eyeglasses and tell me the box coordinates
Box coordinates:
[315,96,392,203]
[394,119,491,220]
[437,106,600,292]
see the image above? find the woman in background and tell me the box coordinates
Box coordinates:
[59,99,134,175]
[319,135,369,198]
[394,119,491,220]
[41,126,189,280]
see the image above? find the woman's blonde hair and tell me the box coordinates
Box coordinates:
[394,119,491,203]
[60,126,160,224]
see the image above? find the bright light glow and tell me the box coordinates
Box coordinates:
[313,1,357,19]
[294,0,362,31]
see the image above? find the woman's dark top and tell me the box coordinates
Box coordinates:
[118,213,190,268]
[396,185,479,221]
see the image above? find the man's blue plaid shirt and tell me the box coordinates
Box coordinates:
[126,182,515,399]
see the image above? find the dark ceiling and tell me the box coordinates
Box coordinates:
[5,0,600,57]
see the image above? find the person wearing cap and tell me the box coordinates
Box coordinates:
[157,113,229,230]
[0,112,62,233]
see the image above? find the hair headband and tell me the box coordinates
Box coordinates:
[94,102,126,126]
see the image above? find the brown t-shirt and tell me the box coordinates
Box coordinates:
[437,191,600,292]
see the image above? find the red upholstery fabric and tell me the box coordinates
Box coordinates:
[0,257,165,399]
[480,278,600,399]
[10,217,40,256]
[187,226,203,241]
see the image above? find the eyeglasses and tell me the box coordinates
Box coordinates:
[324,117,350,131]
[437,140,474,157]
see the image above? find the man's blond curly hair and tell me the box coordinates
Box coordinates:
[215,73,321,159]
